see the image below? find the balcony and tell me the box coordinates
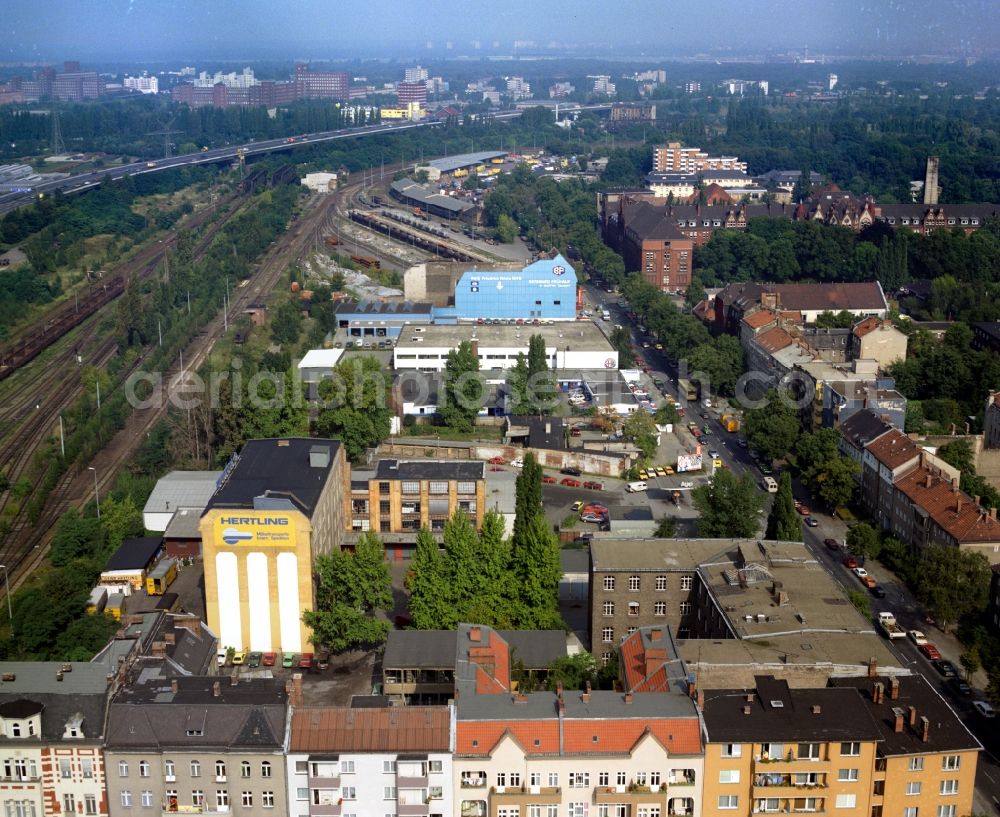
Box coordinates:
[594,786,667,806]
[308,776,341,789]
[753,776,827,797]
[398,776,429,788]
[164,808,231,817]
[398,805,429,817]
[753,757,828,774]
[490,786,561,806]
[460,777,488,790]
[308,804,342,817]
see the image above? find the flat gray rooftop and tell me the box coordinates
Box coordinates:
[395,321,614,351]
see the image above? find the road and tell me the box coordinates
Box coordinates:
[0,103,615,216]
[580,277,1000,813]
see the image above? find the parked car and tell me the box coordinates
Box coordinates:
[853,567,869,580]
[232,649,248,665]
[583,503,609,514]
[561,477,582,487]
[843,555,859,569]
[824,538,840,551]
[542,475,556,484]
[217,651,228,667]
[570,427,582,437]
[583,480,604,490]
[907,630,928,646]
[973,701,995,718]
[571,501,585,511]
[282,653,296,668]
[298,653,314,670]
[869,585,886,598]
[580,511,607,523]
[949,678,972,697]
[797,505,811,515]
[262,652,277,667]
[737,437,748,448]
[510,458,524,468]
[638,469,649,480]
[919,643,941,660]
[560,466,582,476]
[932,659,958,678]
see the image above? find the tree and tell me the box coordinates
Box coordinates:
[765,472,802,541]
[809,455,860,508]
[622,410,658,461]
[812,310,858,329]
[846,523,882,560]
[742,390,802,463]
[304,533,392,652]
[507,336,557,416]
[99,496,144,551]
[547,652,598,691]
[270,300,303,346]
[912,546,991,629]
[438,340,482,432]
[510,454,562,628]
[495,213,518,243]
[691,469,765,538]
[654,516,677,537]
[49,510,105,568]
[315,356,392,462]
[406,528,450,629]
[960,646,982,681]
[610,325,635,368]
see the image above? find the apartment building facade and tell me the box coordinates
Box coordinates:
[652,143,746,174]
[285,706,453,817]
[0,663,113,817]
[347,460,485,537]
[104,676,289,817]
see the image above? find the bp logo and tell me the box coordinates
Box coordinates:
[470,279,480,293]
[552,265,566,276]
[604,358,615,368]
[222,527,254,545]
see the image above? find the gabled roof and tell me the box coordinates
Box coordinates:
[742,309,778,330]
[754,326,796,353]
[620,627,688,694]
[289,706,451,753]
[767,281,887,313]
[839,409,894,451]
[864,428,919,469]
[623,201,687,242]
[894,466,1000,544]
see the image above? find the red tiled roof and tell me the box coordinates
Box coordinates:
[620,630,672,693]
[755,326,795,353]
[853,316,881,338]
[456,718,701,756]
[743,309,778,330]
[289,706,451,752]
[769,281,887,313]
[864,428,920,469]
[895,467,1000,544]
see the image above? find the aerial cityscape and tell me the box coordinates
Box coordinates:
[0,3,999,817]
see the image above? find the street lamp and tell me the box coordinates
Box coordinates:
[0,565,11,635]
[88,466,100,519]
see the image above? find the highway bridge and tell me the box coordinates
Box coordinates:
[0,103,611,216]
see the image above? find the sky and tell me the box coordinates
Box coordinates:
[2,0,998,62]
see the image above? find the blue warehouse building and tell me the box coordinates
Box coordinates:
[435,255,578,322]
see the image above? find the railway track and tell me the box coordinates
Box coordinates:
[2,192,338,586]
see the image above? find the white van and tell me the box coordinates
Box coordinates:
[626,481,648,493]
[762,476,778,493]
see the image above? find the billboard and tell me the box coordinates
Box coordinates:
[212,511,298,547]
[676,453,703,473]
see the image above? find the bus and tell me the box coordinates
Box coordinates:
[678,378,700,402]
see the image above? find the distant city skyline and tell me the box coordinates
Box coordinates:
[2,0,999,61]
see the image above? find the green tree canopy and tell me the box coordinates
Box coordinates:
[691,468,765,538]
[438,340,482,432]
[765,472,803,542]
[743,389,802,463]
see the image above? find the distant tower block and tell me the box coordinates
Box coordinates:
[924,156,940,205]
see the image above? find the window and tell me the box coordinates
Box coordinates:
[457,481,476,494]
[942,756,960,771]
[719,796,739,810]
[262,793,274,809]
[838,769,859,782]
[655,576,668,591]
[62,795,75,814]
[342,788,356,800]
[192,792,204,807]
[627,601,639,616]
[763,743,784,760]
[626,626,637,635]
[602,601,615,616]
[401,481,419,494]
[216,791,229,809]
[568,806,587,817]
[680,576,693,590]
[569,772,590,787]
[904,809,918,817]
[241,761,251,778]
[261,761,271,778]
[119,761,129,778]
[120,792,132,808]
[548,773,559,787]
[940,781,958,796]
[602,627,614,643]
[498,810,520,817]
[598,772,609,786]
[654,601,667,616]
[140,792,153,809]
[679,602,692,615]
[164,761,175,781]
[840,742,860,757]
[937,807,956,817]
[383,786,398,799]
[341,761,355,774]
[629,576,641,591]
[719,770,741,784]
[190,761,201,778]
[242,792,253,807]
[906,783,921,796]
[378,482,390,493]
[908,758,924,771]
[722,744,742,758]
[138,761,150,778]
[379,500,391,514]
[835,795,856,809]
[798,743,821,760]
[429,481,448,494]
[84,796,97,816]
[60,759,71,779]
[429,760,442,773]
[603,576,615,591]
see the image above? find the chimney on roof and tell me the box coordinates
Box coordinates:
[650,628,662,640]
[873,681,884,704]
[56,671,63,682]
[624,693,634,705]
[2,673,14,682]
[545,421,551,435]
[513,693,528,704]
[952,478,959,491]
[687,678,696,698]
[890,677,900,700]
[956,496,963,514]
[894,711,905,733]
[61,664,72,673]
[868,657,878,678]
[230,672,238,686]
[170,678,178,694]
[990,508,997,521]
[558,698,565,714]
[743,705,752,715]
[908,705,918,728]
[212,681,220,698]
[697,690,705,710]
[811,705,822,715]
[926,472,933,489]
[920,716,930,742]
[163,632,176,646]
[292,673,303,707]
[469,626,481,642]
[556,680,564,697]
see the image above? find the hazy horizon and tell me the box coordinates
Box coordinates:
[3,0,999,62]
